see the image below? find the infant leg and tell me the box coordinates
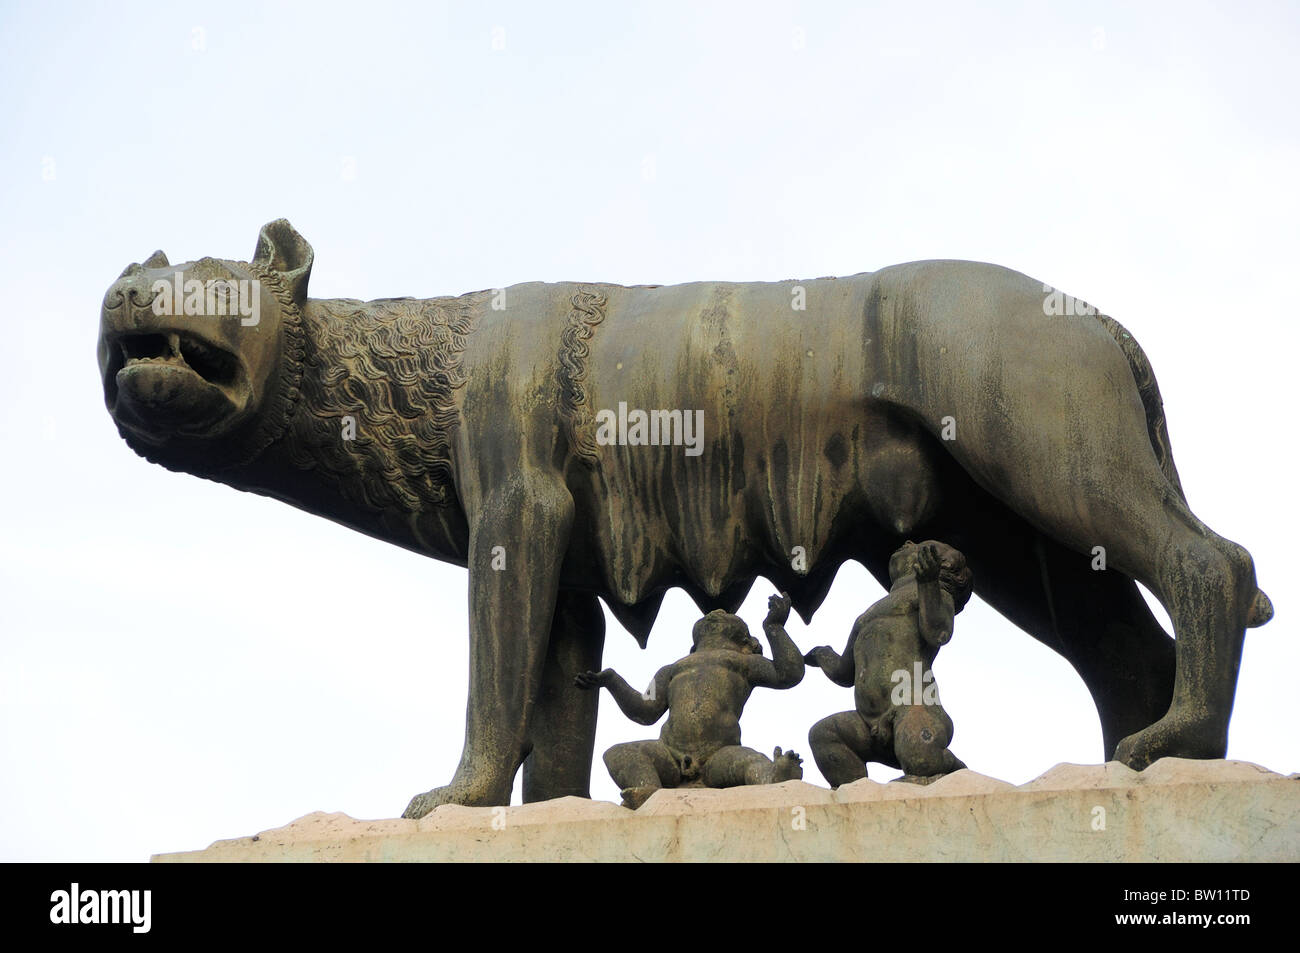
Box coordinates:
[702,746,804,788]
[603,740,681,808]
[893,704,964,779]
[808,711,884,787]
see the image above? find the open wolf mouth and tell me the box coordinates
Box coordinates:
[105,330,245,438]
[114,331,240,386]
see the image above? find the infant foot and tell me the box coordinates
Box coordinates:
[771,746,804,782]
[620,786,659,810]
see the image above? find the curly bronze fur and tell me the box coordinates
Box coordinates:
[557,288,608,467]
[284,293,485,512]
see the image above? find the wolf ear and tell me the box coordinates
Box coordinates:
[252,218,313,303]
[118,250,169,279]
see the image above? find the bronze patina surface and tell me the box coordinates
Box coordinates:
[98,219,1273,814]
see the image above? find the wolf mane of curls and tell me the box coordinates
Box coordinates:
[284,293,486,513]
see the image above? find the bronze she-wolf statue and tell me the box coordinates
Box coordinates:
[97,219,1274,816]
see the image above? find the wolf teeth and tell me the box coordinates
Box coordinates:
[125,355,186,366]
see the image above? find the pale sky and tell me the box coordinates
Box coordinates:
[1,1,1296,861]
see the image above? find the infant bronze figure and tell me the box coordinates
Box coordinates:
[805,541,973,785]
[577,593,805,809]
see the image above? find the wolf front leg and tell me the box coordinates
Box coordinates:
[521,589,605,802]
[403,474,575,817]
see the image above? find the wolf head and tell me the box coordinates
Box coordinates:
[98,219,312,474]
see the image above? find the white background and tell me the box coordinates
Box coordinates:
[0,1,1295,861]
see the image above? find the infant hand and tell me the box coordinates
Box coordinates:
[803,646,832,665]
[766,591,792,625]
[915,543,942,583]
[574,669,613,690]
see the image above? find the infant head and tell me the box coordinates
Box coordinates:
[888,540,974,612]
[691,610,761,654]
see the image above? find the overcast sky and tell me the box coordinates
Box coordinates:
[1,1,1296,862]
